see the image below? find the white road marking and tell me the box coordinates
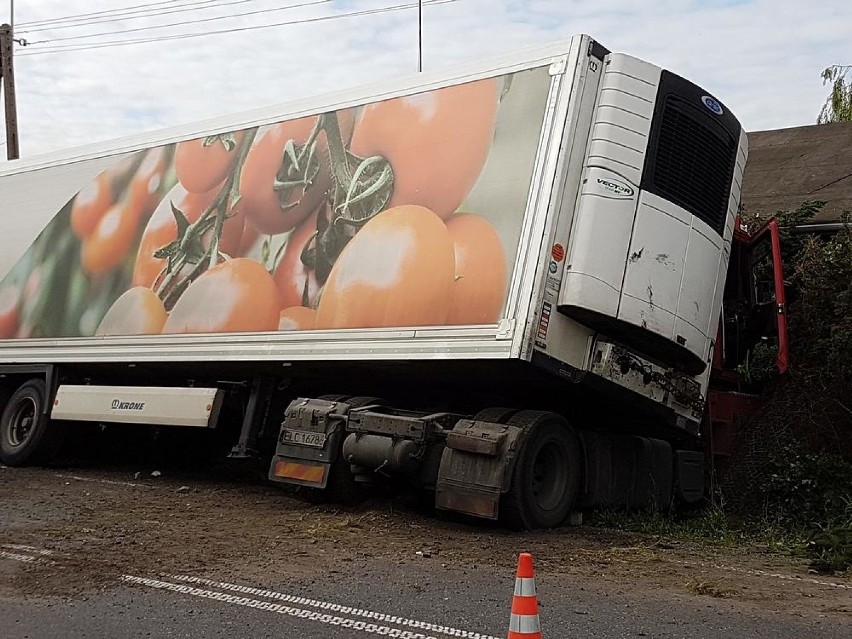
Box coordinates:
[1,544,53,556]
[0,549,501,637]
[168,575,501,639]
[122,575,498,639]
[0,550,37,563]
[54,473,155,489]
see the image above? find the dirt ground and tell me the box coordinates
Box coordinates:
[1,463,850,620]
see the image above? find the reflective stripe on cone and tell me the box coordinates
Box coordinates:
[507,552,542,639]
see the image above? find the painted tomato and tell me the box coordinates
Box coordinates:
[175,131,245,194]
[105,155,136,182]
[278,306,317,331]
[218,208,246,257]
[128,147,168,219]
[81,201,139,276]
[162,258,279,334]
[445,213,507,324]
[273,211,319,309]
[132,184,243,288]
[349,78,498,219]
[0,284,21,338]
[70,172,113,239]
[236,118,329,235]
[132,185,209,288]
[95,287,168,336]
[316,205,455,329]
[238,221,261,256]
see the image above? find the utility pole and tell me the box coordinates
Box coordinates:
[0,22,19,160]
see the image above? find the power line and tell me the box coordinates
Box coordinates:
[19,0,216,28]
[19,0,456,56]
[20,0,262,34]
[26,0,335,43]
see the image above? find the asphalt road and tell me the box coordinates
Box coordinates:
[1,465,850,638]
[2,549,849,639]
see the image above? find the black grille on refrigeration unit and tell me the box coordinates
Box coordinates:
[641,71,741,236]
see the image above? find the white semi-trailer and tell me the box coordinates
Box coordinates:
[0,35,770,529]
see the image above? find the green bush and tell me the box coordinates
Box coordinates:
[728,203,852,572]
[807,524,852,573]
[760,449,852,529]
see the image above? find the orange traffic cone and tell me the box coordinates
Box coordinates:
[508,552,541,638]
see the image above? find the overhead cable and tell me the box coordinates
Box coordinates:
[19,0,457,56]
[25,0,336,42]
[19,0,225,28]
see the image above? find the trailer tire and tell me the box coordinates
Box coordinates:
[501,411,582,530]
[0,379,62,467]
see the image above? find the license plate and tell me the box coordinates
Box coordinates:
[280,429,327,448]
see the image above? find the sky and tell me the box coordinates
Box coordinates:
[2,0,850,160]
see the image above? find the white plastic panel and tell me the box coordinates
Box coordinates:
[672,316,707,363]
[584,55,660,186]
[618,293,676,338]
[618,197,727,362]
[560,166,639,316]
[559,54,658,324]
[706,250,731,362]
[620,195,691,319]
[676,223,723,332]
[555,52,749,376]
[52,385,220,427]
[592,106,650,146]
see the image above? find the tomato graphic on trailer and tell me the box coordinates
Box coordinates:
[446,213,508,325]
[175,132,245,195]
[349,79,499,220]
[0,66,552,339]
[273,211,321,310]
[132,184,243,289]
[316,205,457,329]
[97,287,167,336]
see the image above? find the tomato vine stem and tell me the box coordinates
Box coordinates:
[154,128,258,309]
[302,112,395,281]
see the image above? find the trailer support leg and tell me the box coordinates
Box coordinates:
[228,376,273,459]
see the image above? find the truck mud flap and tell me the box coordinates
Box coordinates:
[268,398,350,489]
[674,450,704,504]
[435,419,524,520]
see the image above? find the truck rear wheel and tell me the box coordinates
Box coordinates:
[0,379,61,467]
[501,411,582,530]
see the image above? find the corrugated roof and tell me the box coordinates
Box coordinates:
[741,121,852,222]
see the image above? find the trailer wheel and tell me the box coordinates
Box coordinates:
[501,411,582,530]
[0,379,61,467]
